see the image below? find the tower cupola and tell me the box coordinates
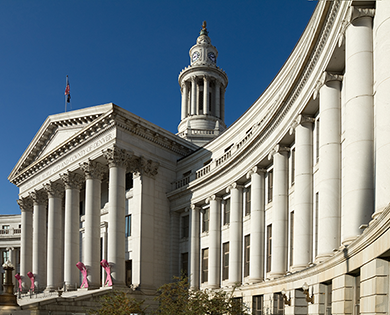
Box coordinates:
[177,21,228,146]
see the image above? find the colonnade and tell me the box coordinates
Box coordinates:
[17,146,137,292]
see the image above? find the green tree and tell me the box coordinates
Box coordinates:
[89,290,145,315]
[154,276,250,315]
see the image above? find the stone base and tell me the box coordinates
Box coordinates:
[0,293,19,307]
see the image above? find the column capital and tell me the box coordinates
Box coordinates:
[191,204,200,211]
[60,172,84,190]
[205,195,221,204]
[43,181,65,198]
[289,115,315,134]
[313,72,343,100]
[17,196,33,212]
[268,144,290,160]
[80,160,106,180]
[29,189,48,206]
[226,182,243,193]
[103,145,133,169]
[190,75,197,83]
[348,6,375,23]
[246,166,266,179]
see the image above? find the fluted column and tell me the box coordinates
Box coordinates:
[17,197,33,292]
[43,181,65,291]
[215,81,221,119]
[60,172,84,290]
[291,115,314,270]
[247,167,265,282]
[315,72,342,261]
[269,145,289,278]
[203,76,209,115]
[190,76,197,115]
[181,82,188,120]
[103,146,131,286]
[190,204,200,289]
[29,190,47,291]
[343,7,375,245]
[80,160,105,289]
[374,1,390,216]
[205,195,221,288]
[226,183,243,285]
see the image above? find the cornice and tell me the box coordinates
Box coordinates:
[178,65,228,88]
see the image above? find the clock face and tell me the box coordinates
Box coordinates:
[208,52,216,63]
[192,51,200,62]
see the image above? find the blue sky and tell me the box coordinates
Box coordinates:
[0,1,317,215]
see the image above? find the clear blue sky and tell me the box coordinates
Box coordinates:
[0,1,317,215]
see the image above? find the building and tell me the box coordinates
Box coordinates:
[7,1,390,314]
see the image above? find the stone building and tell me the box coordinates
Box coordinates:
[7,1,390,314]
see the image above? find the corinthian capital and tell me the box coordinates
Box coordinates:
[103,145,133,169]
[29,190,47,206]
[80,160,106,180]
[139,157,159,178]
[17,196,33,212]
[60,172,85,190]
[43,181,65,198]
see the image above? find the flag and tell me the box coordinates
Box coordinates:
[65,75,71,103]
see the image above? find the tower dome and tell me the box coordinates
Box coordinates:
[177,21,228,147]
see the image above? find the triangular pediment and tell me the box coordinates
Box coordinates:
[9,103,116,182]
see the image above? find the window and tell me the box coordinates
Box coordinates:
[324,282,332,315]
[266,225,272,273]
[181,215,189,239]
[125,260,132,286]
[273,293,284,315]
[315,118,320,162]
[353,274,360,315]
[291,148,295,185]
[202,209,209,233]
[267,170,273,203]
[252,295,263,315]
[245,187,251,216]
[201,248,209,283]
[315,192,319,257]
[232,298,243,313]
[290,211,294,267]
[79,201,84,216]
[2,225,9,230]
[2,250,9,264]
[223,199,230,225]
[181,252,188,276]
[223,242,229,280]
[125,214,132,237]
[244,234,250,277]
[125,172,133,190]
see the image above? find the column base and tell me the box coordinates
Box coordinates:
[290,264,308,272]
[315,253,333,264]
[268,272,284,279]
[248,277,263,284]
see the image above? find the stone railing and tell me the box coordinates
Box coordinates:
[175,175,192,189]
[0,229,21,237]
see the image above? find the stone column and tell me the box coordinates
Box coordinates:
[190,76,197,115]
[17,197,33,292]
[374,2,390,216]
[43,181,64,291]
[80,160,105,289]
[343,7,375,245]
[205,195,221,288]
[226,182,243,285]
[316,72,342,261]
[269,145,289,278]
[203,76,209,115]
[29,190,47,291]
[60,172,84,291]
[291,115,314,270]
[103,146,131,286]
[215,81,221,119]
[247,167,265,282]
[190,204,200,289]
[181,82,188,120]
[221,86,225,122]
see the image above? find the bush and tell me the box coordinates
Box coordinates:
[89,290,145,315]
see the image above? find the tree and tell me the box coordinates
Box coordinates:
[154,276,250,315]
[89,290,145,315]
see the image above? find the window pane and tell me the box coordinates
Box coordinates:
[223,242,229,280]
[125,214,131,237]
[224,199,230,225]
[202,248,209,283]
[244,234,250,277]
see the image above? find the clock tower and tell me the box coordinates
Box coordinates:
[177,21,228,146]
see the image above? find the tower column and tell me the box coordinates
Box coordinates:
[181,82,188,120]
[190,76,197,115]
[206,195,221,288]
[226,183,243,285]
[80,160,105,289]
[30,190,47,291]
[247,167,265,282]
[60,172,84,291]
[215,81,221,119]
[291,115,314,270]
[203,76,209,115]
[17,197,33,292]
[343,7,375,245]
[269,145,289,278]
[43,181,65,291]
[190,204,200,289]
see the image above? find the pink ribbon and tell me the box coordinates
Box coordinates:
[100,259,112,287]
[27,271,34,291]
[14,273,22,291]
[76,262,88,288]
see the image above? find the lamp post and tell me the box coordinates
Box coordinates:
[0,260,19,308]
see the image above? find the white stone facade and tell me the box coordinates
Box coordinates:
[7,1,390,314]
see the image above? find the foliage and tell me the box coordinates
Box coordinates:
[154,276,250,315]
[89,290,145,315]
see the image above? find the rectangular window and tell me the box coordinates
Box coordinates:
[201,248,209,283]
[324,283,332,315]
[2,225,9,230]
[125,172,134,190]
[2,250,9,264]
[181,252,188,276]
[181,215,189,239]
[291,148,295,185]
[353,274,360,315]
[315,192,319,257]
[244,234,250,277]
[125,260,132,286]
[223,242,229,280]
[125,214,132,237]
[245,187,251,216]
[290,211,294,267]
[267,170,273,203]
[79,201,84,216]
[267,225,272,273]
[273,293,284,315]
[223,199,230,225]
[202,209,209,233]
[252,295,263,315]
[316,118,320,162]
